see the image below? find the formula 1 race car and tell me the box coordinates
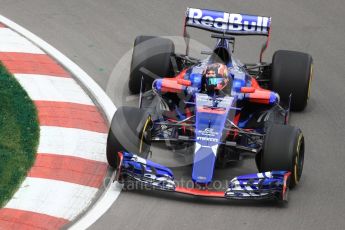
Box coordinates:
[107,8,313,201]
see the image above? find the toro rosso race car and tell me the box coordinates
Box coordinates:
[107,8,313,201]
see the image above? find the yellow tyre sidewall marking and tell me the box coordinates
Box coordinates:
[307,64,313,100]
[294,133,303,184]
[139,116,151,153]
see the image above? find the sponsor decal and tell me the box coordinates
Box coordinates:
[196,136,218,142]
[186,8,271,35]
[198,127,218,137]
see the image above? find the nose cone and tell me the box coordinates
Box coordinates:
[193,93,234,184]
[192,143,219,184]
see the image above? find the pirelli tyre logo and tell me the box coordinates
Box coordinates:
[186,8,271,35]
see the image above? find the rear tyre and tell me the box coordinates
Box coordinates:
[129,36,175,94]
[271,50,313,111]
[259,124,305,188]
[106,106,152,168]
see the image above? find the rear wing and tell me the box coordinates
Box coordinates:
[183,8,272,61]
[185,8,271,36]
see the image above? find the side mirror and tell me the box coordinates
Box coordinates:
[177,79,192,86]
[241,87,256,93]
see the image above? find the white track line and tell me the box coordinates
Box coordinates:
[69,176,123,230]
[5,177,98,221]
[38,126,107,162]
[0,28,44,54]
[15,74,94,105]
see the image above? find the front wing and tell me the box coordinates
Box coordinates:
[116,152,291,201]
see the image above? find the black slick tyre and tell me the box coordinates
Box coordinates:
[106,106,152,168]
[259,124,305,188]
[271,50,313,111]
[129,36,175,94]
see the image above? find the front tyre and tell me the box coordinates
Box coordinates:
[259,124,305,188]
[271,50,313,111]
[106,106,152,168]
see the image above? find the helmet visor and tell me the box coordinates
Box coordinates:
[207,77,219,86]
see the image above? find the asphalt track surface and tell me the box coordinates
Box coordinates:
[1,1,345,230]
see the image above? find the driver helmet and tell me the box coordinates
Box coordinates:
[203,63,228,93]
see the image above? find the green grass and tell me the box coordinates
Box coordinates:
[0,62,39,207]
